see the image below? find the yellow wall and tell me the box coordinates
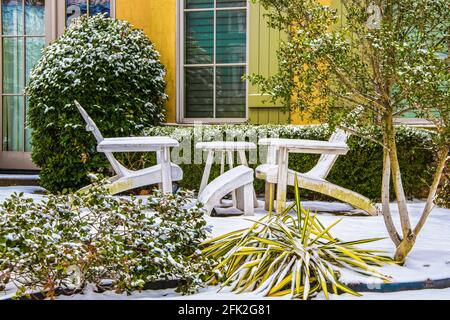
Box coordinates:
[290,0,330,125]
[116,0,177,123]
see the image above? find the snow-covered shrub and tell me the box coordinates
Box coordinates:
[0,181,212,298]
[26,14,168,193]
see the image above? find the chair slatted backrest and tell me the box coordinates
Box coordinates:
[309,107,364,179]
[74,101,126,177]
[306,129,350,179]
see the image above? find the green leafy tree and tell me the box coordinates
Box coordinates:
[26,14,168,193]
[249,0,449,263]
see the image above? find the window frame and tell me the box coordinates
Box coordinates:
[0,0,116,170]
[177,0,250,124]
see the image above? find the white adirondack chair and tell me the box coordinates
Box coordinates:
[74,101,183,195]
[256,129,380,216]
[198,165,255,216]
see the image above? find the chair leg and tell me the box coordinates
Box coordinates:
[264,182,275,212]
[160,147,173,194]
[156,151,163,191]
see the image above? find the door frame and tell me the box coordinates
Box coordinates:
[0,0,56,170]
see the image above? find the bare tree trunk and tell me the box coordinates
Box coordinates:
[381,145,401,245]
[386,116,412,230]
[394,234,417,264]
[414,146,450,236]
[385,114,415,264]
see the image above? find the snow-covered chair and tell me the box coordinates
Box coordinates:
[74,101,183,195]
[198,165,255,216]
[257,129,380,216]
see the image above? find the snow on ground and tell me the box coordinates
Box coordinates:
[1,187,450,300]
[0,186,46,201]
[56,285,450,301]
[207,201,450,286]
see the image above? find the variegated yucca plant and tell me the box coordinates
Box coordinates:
[202,177,393,300]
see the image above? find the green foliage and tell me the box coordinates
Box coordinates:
[26,14,168,193]
[437,173,450,208]
[248,0,449,137]
[202,177,393,300]
[0,180,213,298]
[143,124,437,201]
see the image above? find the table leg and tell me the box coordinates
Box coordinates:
[276,147,289,214]
[160,147,173,194]
[220,151,225,175]
[200,150,215,194]
[238,150,258,208]
[227,151,237,208]
[219,151,226,205]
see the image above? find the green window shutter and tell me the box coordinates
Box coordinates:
[248,2,285,108]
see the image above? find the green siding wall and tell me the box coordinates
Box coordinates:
[249,107,289,124]
[248,1,288,124]
[330,0,346,29]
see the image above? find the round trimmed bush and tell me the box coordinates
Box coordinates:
[27,15,167,193]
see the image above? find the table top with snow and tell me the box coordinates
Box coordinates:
[196,141,257,151]
[258,138,349,155]
[97,136,179,153]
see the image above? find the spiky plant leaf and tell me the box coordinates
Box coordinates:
[202,176,393,300]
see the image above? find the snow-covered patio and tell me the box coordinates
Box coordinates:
[1,186,450,300]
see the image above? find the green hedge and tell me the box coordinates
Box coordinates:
[138,124,438,202]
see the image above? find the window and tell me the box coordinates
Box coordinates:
[1,0,46,152]
[65,0,113,27]
[180,0,248,122]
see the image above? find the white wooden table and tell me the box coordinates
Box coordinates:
[98,137,179,194]
[196,141,258,207]
[259,138,349,214]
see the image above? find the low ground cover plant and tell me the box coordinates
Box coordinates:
[0,180,213,299]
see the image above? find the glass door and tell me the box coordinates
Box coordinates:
[0,0,114,170]
[0,0,49,170]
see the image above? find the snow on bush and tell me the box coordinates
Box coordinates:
[0,180,213,299]
[26,14,168,193]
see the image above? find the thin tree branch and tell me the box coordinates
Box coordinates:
[338,125,389,150]
[325,57,386,111]
[414,147,450,236]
